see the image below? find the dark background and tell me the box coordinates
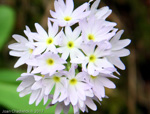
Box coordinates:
[0,0,150,114]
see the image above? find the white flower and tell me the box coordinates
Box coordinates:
[8,26,35,68]
[63,64,93,106]
[71,42,115,75]
[57,26,84,60]
[85,73,117,101]
[32,21,62,55]
[17,73,49,106]
[26,52,66,75]
[107,30,131,70]
[43,72,67,104]
[49,0,90,27]
[79,17,116,44]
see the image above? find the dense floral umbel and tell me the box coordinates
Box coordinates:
[8,0,131,114]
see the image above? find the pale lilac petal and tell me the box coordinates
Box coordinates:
[65,26,72,38]
[19,87,31,97]
[85,98,97,111]
[112,49,130,57]
[31,81,42,90]
[98,77,116,88]
[36,89,44,106]
[14,54,30,68]
[55,103,63,114]
[50,10,57,18]
[9,51,25,57]
[44,95,48,105]
[112,39,131,50]
[44,80,55,95]
[69,86,78,105]
[61,49,69,60]
[33,45,46,55]
[65,0,74,15]
[35,23,48,38]
[107,56,125,70]
[95,6,110,19]
[91,0,100,10]
[110,30,124,43]
[88,63,95,75]
[12,34,28,43]
[8,43,27,51]
[29,89,40,104]
[72,3,88,18]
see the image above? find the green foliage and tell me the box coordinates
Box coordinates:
[0,82,55,114]
[0,69,73,114]
[0,5,15,51]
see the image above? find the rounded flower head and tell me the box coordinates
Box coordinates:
[49,0,90,27]
[8,0,131,113]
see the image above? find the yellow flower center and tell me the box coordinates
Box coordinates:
[64,16,72,21]
[46,37,53,45]
[53,76,60,83]
[90,75,97,79]
[89,55,96,62]
[46,58,54,65]
[67,41,74,49]
[69,78,77,85]
[29,49,33,54]
[88,34,95,41]
[41,75,45,78]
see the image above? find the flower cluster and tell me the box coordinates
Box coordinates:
[8,0,131,114]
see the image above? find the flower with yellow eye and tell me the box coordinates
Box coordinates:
[71,42,115,76]
[58,26,84,60]
[65,64,93,106]
[32,20,62,55]
[26,52,66,76]
[79,17,117,44]
[49,0,90,27]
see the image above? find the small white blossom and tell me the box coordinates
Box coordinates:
[26,52,66,75]
[85,73,117,101]
[63,64,93,106]
[79,17,116,44]
[49,0,90,27]
[58,26,84,60]
[71,42,115,75]
[32,21,62,55]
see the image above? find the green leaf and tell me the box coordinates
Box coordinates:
[0,82,55,114]
[0,82,73,114]
[0,69,22,83]
[0,5,15,51]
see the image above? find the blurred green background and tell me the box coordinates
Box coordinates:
[0,0,150,114]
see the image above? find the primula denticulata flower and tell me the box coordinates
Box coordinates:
[8,0,131,114]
